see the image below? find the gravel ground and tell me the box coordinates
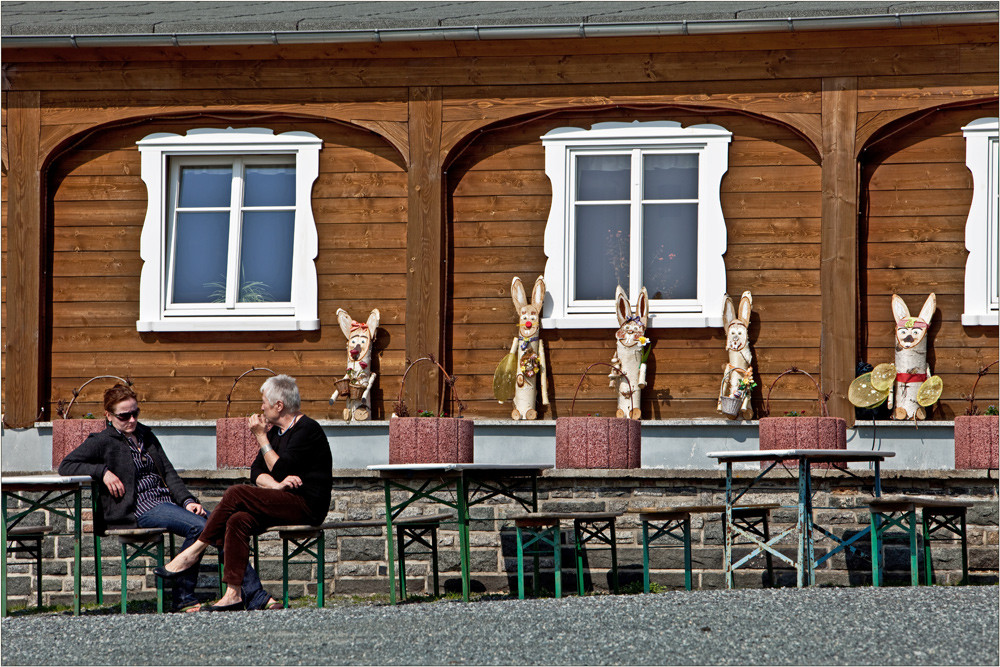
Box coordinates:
[2,586,998,666]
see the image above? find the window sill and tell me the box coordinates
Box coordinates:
[961,313,999,326]
[136,318,320,332]
[542,313,723,329]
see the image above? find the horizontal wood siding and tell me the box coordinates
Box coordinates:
[46,118,407,419]
[861,105,999,418]
[447,110,822,418]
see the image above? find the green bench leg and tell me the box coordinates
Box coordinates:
[317,531,325,609]
[282,537,290,609]
[870,512,882,588]
[683,517,692,592]
[155,539,164,614]
[431,526,440,597]
[641,521,651,594]
[516,527,526,600]
[397,527,408,601]
[119,542,128,614]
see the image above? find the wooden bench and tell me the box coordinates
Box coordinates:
[631,504,779,592]
[511,512,623,599]
[261,512,454,607]
[5,525,54,609]
[104,527,168,614]
[868,496,973,587]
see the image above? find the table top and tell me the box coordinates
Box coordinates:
[707,449,895,464]
[368,463,552,476]
[1,475,92,490]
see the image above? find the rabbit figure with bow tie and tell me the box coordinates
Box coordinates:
[330,307,379,421]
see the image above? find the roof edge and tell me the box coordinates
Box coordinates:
[2,10,997,49]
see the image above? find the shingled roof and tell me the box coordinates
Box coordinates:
[2,1,997,42]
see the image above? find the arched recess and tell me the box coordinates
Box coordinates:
[41,110,408,420]
[441,103,824,419]
[856,99,999,419]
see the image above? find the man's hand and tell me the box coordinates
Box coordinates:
[102,470,125,499]
[185,502,207,517]
[277,475,303,491]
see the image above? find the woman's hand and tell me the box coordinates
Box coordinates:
[248,413,268,435]
[185,502,207,517]
[277,475,303,491]
[102,470,125,498]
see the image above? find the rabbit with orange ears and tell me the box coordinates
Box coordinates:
[717,291,755,420]
[329,307,379,421]
[609,286,649,420]
[890,293,937,420]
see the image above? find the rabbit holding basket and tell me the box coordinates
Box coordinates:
[500,276,550,420]
[609,286,649,419]
[329,307,379,421]
[717,291,755,420]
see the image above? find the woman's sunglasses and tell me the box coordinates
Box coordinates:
[113,408,140,421]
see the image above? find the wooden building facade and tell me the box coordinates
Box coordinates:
[2,3,998,429]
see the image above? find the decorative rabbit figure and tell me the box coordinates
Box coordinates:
[329,307,380,422]
[508,276,549,420]
[609,285,649,420]
[890,293,936,420]
[717,291,755,420]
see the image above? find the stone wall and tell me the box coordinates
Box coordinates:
[4,469,997,609]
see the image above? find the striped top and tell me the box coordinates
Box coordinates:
[117,429,180,518]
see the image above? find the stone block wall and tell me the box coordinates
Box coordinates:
[3,469,997,609]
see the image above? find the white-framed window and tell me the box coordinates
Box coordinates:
[135,128,321,332]
[961,117,999,327]
[541,121,732,329]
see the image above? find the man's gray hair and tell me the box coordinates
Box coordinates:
[261,374,301,412]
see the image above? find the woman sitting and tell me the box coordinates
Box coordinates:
[155,374,333,611]
[58,383,280,612]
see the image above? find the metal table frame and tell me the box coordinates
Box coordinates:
[707,449,895,588]
[2,475,93,616]
[368,463,551,603]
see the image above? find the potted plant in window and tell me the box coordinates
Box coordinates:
[555,362,641,469]
[954,360,999,469]
[216,367,276,468]
[52,376,132,468]
[389,356,472,464]
[758,368,846,469]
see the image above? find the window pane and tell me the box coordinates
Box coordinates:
[643,154,699,200]
[575,204,630,300]
[178,166,233,208]
[643,204,698,299]
[239,211,294,302]
[171,212,230,303]
[244,165,296,207]
[576,155,630,201]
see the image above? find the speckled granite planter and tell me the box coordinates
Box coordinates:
[954,415,999,469]
[555,417,641,469]
[216,417,268,468]
[388,417,473,464]
[51,419,105,468]
[758,416,847,469]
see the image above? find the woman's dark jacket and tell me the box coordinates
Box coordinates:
[250,415,332,524]
[57,422,197,533]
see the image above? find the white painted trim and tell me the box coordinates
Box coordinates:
[541,121,731,329]
[961,118,999,327]
[136,127,321,332]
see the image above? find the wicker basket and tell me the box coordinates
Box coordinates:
[719,395,742,416]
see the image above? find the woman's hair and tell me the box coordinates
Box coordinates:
[261,374,301,412]
[103,383,137,413]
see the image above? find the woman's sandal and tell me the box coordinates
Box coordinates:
[263,599,284,610]
[203,599,245,612]
[175,601,202,613]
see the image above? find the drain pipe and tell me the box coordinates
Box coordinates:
[2,10,996,49]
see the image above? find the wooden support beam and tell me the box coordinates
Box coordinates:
[404,86,445,413]
[820,77,859,426]
[5,91,44,427]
